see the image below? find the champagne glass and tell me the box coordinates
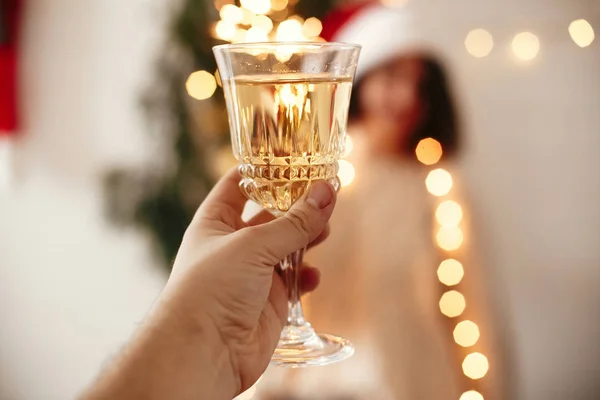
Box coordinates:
[213,42,360,367]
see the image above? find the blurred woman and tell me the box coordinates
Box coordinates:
[256,3,504,399]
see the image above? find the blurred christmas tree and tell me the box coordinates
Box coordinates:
[105,0,334,268]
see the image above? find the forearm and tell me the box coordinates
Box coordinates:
[80,297,239,400]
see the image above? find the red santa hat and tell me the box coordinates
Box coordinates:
[321,1,437,80]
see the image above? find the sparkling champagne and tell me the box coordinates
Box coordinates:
[224,75,353,211]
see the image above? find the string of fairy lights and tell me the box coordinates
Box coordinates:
[414,137,490,400]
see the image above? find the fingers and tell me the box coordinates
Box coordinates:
[299,265,320,294]
[247,210,330,250]
[247,181,337,263]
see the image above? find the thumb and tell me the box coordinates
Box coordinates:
[250,181,337,262]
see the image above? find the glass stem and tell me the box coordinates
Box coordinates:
[278,247,317,345]
[281,248,307,326]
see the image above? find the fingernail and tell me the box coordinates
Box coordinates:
[306,181,333,210]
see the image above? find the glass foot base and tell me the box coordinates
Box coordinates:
[270,333,354,368]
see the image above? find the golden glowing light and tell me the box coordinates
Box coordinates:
[460,390,484,400]
[214,69,222,87]
[569,19,595,48]
[219,4,243,24]
[338,159,355,187]
[251,14,274,33]
[343,135,354,157]
[276,19,304,41]
[245,26,269,42]
[302,17,323,38]
[465,29,494,58]
[436,200,463,227]
[270,0,288,11]
[512,32,540,61]
[426,168,453,197]
[232,28,247,43]
[462,352,489,379]
[436,226,464,251]
[215,20,236,41]
[288,15,305,24]
[239,7,255,25]
[415,137,443,165]
[274,48,293,62]
[439,290,466,317]
[186,70,217,100]
[454,320,480,347]
[240,0,271,15]
[437,259,464,286]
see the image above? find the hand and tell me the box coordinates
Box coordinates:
[80,169,336,400]
[160,169,337,397]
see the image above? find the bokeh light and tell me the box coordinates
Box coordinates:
[460,390,484,400]
[465,29,494,58]
[437,259,464,286]
[512,32,540,61]
[453,320,480,347]
[239,7,254,25]
[343,135,354,157]
[245,26,269,42]
[274,48,293,62]
[462,352,489,379]
[439,290,466,317]
[569,19,595,48]
[415,137,443,165]
[425,168,453,196]
[302,17,323,38]
[215,20,236,41]
[270,0,288,11]
[251,14,274,33]
[232,28,247,43]
[436,200,463,227]
[219,4,243,24]
[276,19,304,41]
[186,71,217,100]
[338,159,355,187]
[240,0,271,15]
[436,226,464,251]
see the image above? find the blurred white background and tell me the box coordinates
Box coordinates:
[0,0,599,399]
[0,1,168,398]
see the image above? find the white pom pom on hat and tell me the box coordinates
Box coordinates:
[321,1,437,80]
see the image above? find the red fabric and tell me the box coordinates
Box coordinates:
[320,0,376,42]
[0,0,22,135]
